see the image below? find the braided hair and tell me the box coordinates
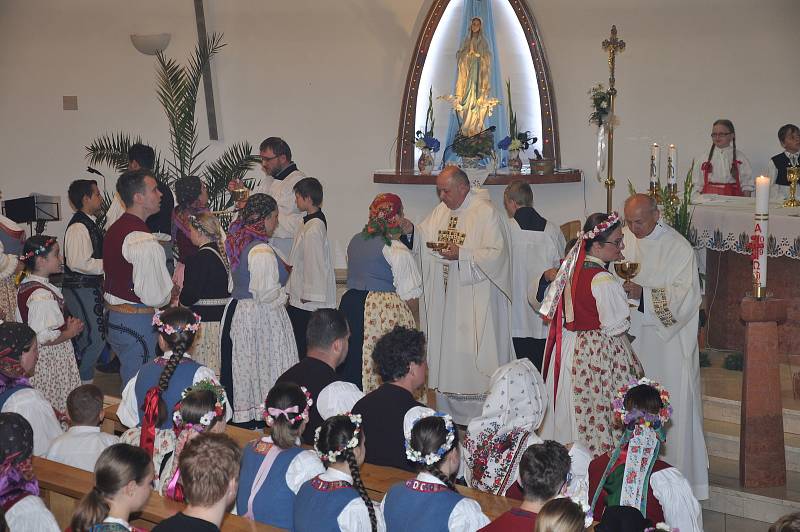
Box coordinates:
[409,416,459,491]
[316,416,377,532]
[265,382,308,449]
[707,119,739,181]
[153,307,200,427]
[189,212,231,278]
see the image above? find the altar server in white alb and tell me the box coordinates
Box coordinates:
[286,177,336,359]
[619,194,709,500]
[503,179,565,372]
[411,166,513,423]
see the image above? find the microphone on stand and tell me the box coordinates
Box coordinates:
[86,166,108,194]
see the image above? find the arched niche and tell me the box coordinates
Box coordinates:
[394,0,561,175]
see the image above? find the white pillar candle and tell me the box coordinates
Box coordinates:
[650,143,660,183]
[754,175,770,288]
[667,144,677,185]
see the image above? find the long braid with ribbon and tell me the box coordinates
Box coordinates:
[589,378,672,517]
[139,308,201,457]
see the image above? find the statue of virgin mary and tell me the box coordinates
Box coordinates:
[450,17,498,136]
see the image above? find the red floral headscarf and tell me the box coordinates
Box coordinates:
[363,193,403,244]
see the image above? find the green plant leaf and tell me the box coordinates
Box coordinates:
[203,142,260,211]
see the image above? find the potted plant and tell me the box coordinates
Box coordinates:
[85,33,259,229]
[497,80,536,173]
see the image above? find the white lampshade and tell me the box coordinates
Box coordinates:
[130,33,171,55]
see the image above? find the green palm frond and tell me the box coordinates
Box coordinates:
[203,142,259,211]
[85,133,143,173]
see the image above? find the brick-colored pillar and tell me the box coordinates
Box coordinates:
[739,296,787,488]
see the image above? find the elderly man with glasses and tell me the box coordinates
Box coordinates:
[617,193,709,502]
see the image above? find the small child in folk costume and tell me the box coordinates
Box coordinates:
[236,382,324,528]
[294,413,385,532]
[220,193,298,423]
[381,408,489,532]
[694,118,753,196]
[0,413,60,532]
[538,212,643,457]
[767,123,800,202]
[15,235,82,412]
[0,322,63,455]
[0,212,24,320]
[462,358,547,496]
[589,378,702,532]
[118,307,229,481]
[69,444,154,532]
[160,380,228,500]
[178,212,231,375]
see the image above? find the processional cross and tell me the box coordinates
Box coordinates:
[601,25,626,213]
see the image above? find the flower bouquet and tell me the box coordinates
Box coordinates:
[415,88,440,172]
[588,83,611,126]
[498,80,537,172]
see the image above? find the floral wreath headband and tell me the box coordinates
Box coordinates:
[18,238,57,261]
[404,412,455,466]
[263,386,313,427]
[313,412,362,463]
[611,377,672,429]
[173,380,227,430]
[581,211,620,241]
[152,310,201,336]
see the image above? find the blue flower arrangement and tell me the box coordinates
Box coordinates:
[415,87,440,152]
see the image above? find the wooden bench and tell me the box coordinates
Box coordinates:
[33,456,278,531]
[102,403,519,520]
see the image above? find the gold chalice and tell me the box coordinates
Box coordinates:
[783,167,800,208]
[231,187,250,204]
[615,261,641,307]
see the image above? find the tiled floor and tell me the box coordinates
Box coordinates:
[704,509,772,532]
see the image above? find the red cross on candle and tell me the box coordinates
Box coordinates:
[747,233,764,261]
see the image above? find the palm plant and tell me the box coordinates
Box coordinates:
[86,33,259,226]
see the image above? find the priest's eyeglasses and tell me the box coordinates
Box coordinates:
[260,155,280,162]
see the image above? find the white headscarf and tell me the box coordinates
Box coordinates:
[462,359,548,495]
[317,381,365,420]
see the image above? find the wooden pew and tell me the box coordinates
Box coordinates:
[102,404,519,520]
[33,456,278,531]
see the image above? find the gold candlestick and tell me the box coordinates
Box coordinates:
[601,25,625,213]
[783,167,800,207]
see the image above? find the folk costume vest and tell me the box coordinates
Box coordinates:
[293,476,360,532]
[133,358,200,429]
[103,213,150,303]
[230,241,289,300]
[346,235,395,292]
[772,152,799,186]
[63,211,104,286]
[383,479,464,532]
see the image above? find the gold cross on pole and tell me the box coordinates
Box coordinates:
[602,25,625,93]
[600,25,625,213]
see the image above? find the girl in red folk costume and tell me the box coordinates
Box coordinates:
[538,212,643,457]
[589,379,702,532]
[695,119,753,196]
[160,380,227,502]
[15,235,82,413]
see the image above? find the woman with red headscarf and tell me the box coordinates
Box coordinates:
[338,193,422,393]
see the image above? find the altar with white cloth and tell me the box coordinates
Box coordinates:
[691,196,800,355]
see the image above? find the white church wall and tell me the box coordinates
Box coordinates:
[0,0,797,265]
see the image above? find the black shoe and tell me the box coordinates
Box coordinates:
[95,355,121,374]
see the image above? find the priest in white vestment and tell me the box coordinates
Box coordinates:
[619,194,709,500]
[411,166,513,424]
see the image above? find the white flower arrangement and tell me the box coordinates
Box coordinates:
[314,412,362,463]
[404,412,455,466]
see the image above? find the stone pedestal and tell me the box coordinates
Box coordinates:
[739,296,788,488]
